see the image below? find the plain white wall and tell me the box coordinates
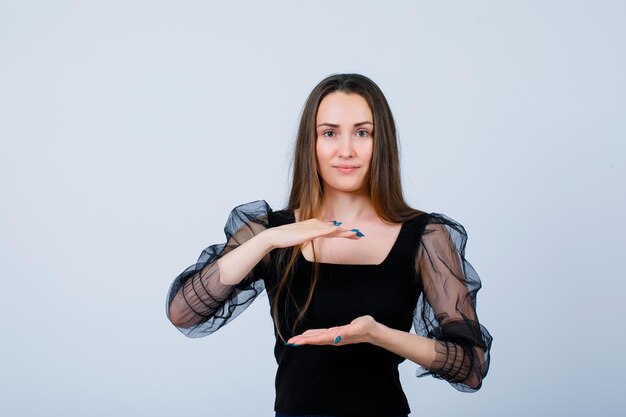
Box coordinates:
[1,1,624,416]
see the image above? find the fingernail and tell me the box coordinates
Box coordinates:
[331,220,342,226]
[334,336,342,344]
[350,229,365,238]
[284,342,299,347]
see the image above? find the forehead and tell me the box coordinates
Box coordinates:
[316,92,372,123]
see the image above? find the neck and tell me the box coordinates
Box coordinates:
[318,188,377,222]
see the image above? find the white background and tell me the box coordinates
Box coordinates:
[1,1,624,416]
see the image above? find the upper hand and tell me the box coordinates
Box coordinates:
[286,315,379,347]
[263,218,362,250]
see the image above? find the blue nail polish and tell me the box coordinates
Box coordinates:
[334,336,342,344]
[284,342,298,347]
[350,229,365,238]
[331,220,342,226]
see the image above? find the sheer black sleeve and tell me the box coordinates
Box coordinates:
[413,213,493,392]
[166,200,271,338]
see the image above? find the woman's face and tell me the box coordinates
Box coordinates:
[315,92,374,195]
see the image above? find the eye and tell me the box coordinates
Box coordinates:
[355,129,370,137]
[322,131,336,138]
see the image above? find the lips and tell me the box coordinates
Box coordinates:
[333,165,359,173]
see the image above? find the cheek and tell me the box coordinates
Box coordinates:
[315,141,326,174]
[315,141,331,163]
[359,140,374,164]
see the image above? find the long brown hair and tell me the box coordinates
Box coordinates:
[273,73,424,339]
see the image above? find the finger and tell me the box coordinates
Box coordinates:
[328,228,365,240]
[315,223,341,237]
[286,329,326,344]
[301,328,328,336]
[349,228,365,238]
[288,333,335,346]
[295,333,342,346]
[287,328,333,344]
[296,226,339,244]
[288,326,348,346]
[298,326,339,337]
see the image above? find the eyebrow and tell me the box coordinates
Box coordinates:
[316,121,374,128]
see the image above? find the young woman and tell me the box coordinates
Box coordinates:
[166,73,492,417]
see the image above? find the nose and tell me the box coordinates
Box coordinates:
[337,136,355,158]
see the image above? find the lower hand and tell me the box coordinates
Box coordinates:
[286,315,379,346]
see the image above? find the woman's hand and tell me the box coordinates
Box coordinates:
[262,219,362,250]
[286,315,379,346]
[217,219,362,286]
[285,316,442,378]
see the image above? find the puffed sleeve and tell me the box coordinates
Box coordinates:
[166,200,271,338]
[413,213,493,392]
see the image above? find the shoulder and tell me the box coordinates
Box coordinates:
[223,200,274,238]
[267,208,295,228]
[422,212,468,239]
[228,200,272,219]
[402,211,470,248]
[401,212,431,236]
[404,211,467,232]
[415,212,471,258]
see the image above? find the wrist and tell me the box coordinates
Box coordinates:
[255,229,276,252]
[368,320,389,346]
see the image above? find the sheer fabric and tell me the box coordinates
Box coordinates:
[166,201,492,392]
[413,213,493,392]
[166,200,271,337]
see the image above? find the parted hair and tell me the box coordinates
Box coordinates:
[273,73,423,340]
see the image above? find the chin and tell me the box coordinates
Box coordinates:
[324,180,368,194]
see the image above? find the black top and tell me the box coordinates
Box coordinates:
[166,201,492,417]
[266,209,423,416]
